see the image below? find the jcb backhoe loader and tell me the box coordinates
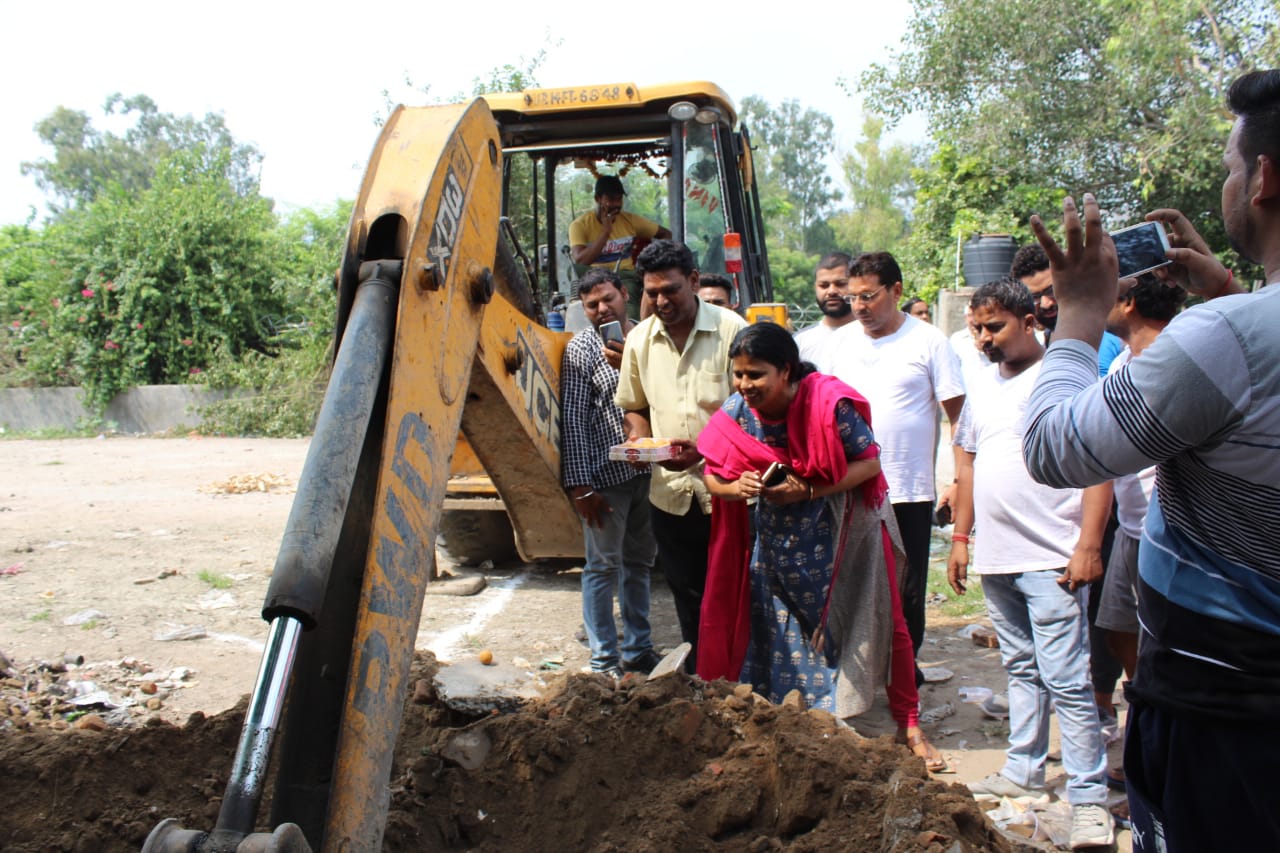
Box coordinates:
[143,81,778,853]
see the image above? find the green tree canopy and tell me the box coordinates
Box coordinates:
[18,145,282,410]
[862,0,1280,292]
[21,93,263,217]
[740,96,841,253]
[829,116,918,257]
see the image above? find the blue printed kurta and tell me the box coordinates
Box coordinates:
[722,393,876,710]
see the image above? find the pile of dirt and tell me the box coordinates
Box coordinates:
[0,653,1008,852]
[0,702,243,852]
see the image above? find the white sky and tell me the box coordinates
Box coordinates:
[0,1,919,226]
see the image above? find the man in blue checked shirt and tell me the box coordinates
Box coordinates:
[561,268,661,679]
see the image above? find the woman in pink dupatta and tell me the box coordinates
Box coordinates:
[697,323,945,772]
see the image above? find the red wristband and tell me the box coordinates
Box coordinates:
[951,534,970,544]
[1211,269,1234,300]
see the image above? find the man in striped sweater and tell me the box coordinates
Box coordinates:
[1022,69,1280,852]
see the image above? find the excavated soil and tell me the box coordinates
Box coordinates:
[0,437,1034,852]
[0,653,1007,853]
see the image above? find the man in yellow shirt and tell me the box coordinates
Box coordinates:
[615,240,746,669]
[569,175,672,272]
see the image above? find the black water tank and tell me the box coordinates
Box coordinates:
[963,234,1019,287]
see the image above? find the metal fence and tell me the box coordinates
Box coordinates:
[782,303,824,330]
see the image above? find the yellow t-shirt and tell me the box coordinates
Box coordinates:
[568,210,663,271]
[614,301,748,514]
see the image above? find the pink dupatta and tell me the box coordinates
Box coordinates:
[695,373,886,680]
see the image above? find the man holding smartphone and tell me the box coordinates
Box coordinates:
[561,268,660,678]
[1022,69,1274,852]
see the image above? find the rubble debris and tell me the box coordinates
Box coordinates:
[199,473,295,495]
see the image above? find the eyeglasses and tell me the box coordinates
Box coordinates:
[844,284,889,304]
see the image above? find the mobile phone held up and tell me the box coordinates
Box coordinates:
[1110,221,1172,279]
[761,461,789,488]
[599,320,624,347]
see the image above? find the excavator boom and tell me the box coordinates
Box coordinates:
[145,82,775,852]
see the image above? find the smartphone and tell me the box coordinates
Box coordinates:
[599,320,624,347]
[1110,221,1172,279]
[761,461,788,487]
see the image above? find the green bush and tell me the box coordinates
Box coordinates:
[192,201,349,437]
[196,337,331,438]
[15,146,283,411]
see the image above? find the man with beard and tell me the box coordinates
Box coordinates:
[1011,244,1123,375]
[947,278,1112,850]
[828,252,965,685]
[794,252,854,367]
[615,240,747,668]
[1021,69,1276,850]
[571,174,673,318]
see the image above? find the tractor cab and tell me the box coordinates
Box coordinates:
[484,82,774,321]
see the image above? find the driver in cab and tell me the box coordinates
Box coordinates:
[570,174,672,272]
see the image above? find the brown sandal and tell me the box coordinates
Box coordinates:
[896,730,950,773]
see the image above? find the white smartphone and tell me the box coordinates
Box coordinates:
[599,320,624,346]
[761,461,788,487]
[1110,221,1172,279]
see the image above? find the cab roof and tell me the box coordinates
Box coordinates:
[481,81,738,150]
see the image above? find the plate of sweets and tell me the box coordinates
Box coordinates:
[607,437,681,462]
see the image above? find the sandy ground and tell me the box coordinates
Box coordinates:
[0,437,1130,850]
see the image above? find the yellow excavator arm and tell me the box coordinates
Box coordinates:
[144,82,778,853]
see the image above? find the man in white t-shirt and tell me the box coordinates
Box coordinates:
[793,252,855,367]
[947,277,1112,848]
[828,251,965,684]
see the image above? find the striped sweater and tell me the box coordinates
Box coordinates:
[1022,284,1280,721]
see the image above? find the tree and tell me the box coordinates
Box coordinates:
[20,145,282,411]
[768,245,822,313]
[269,200,353,339]
[740,96,841,253]
[0,224,53,383]
[21,94,262,216]
[829,116,918,256]
[193,200,354,438]
[862,0,1280,287]
[900,143,1067,299]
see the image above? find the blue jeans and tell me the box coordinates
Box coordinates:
[581,477,656,670]
[982,569,1108,805]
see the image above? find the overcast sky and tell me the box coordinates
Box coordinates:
[1,1,919,226]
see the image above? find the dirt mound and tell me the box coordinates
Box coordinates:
[0,653,1008,852]
[0,706,243,852]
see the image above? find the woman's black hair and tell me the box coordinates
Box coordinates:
[729,322,817,383]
